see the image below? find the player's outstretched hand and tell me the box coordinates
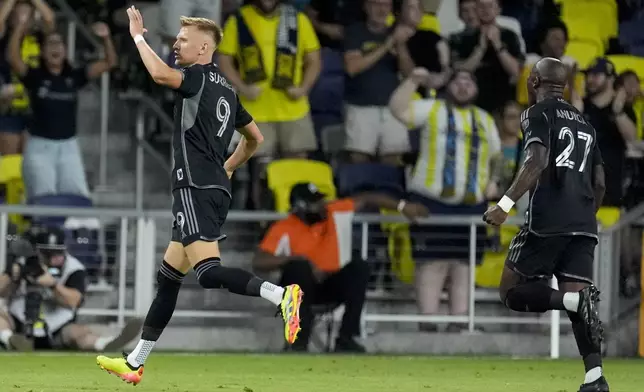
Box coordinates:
[401,202,429,222]
[483,205,508,226]
[126,5,147,39]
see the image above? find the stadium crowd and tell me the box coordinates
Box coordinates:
[0,0,644,352]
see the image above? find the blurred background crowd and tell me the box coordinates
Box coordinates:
[0,0,643,354]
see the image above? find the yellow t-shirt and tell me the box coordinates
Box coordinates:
[218,5,320,122]
[10,34,41,112]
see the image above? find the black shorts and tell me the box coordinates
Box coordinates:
[171,187,229,246]
[505,228,596,284]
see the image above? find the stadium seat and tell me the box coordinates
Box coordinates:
[596,206,620,228]
[606,55,644,83]
[0,154,26,230]
[65,225,100,270]
[619,18,644,56]
[386,13,441,33]
[266,159,336,213]
[561,1,618,44]
[27,194,93,227]
[335,163,405,198]
[566,41,604,70]
[564,16,604,49]
[309,49,344,145]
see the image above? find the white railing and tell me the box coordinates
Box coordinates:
[0,205,615,358]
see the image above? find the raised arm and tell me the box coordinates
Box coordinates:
[126,6,183,89]
[87,22,118,79]
[6,17,29,77]
[31,0,55,33]
[389,67,430,126]
[488,26,522,81]
[0,0,17,38]
[612,90,637,143]
[454,31,487,73]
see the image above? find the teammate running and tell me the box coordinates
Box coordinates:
[483,57,609,392]
[96,6,303,385]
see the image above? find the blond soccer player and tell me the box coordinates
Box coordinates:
[95,7,303,385]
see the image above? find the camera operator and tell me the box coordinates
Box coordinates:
[0,226,142,351]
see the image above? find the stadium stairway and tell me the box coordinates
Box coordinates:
[76,86,171,210]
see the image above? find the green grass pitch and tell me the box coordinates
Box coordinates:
[0,353,642,391]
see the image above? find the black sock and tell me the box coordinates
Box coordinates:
[504,281,560,313]
[549,290,566,311]
[141,261,185,341]
[568,311,603,373]
[194,257,263,296]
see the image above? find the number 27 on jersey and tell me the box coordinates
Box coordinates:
[555,127,593,172]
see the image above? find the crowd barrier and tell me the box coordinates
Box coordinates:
[0,203,637,358]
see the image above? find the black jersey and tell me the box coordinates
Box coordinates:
[171,63,253,196]
[520,97,603,238]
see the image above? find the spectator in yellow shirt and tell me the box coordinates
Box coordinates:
[217,0,321,209]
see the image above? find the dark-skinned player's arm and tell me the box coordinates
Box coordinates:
[591,143,605,211]
[352,193,429,222]
[483,112,550,226]
[505,143,549,204]
[224,96,264,179]
[126,6,184,89]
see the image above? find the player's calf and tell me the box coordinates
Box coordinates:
[194,257,285,305]
[124,261,185,368]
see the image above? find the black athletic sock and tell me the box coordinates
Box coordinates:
[141,261,185,342]
[194,257,263,296]
[568,311,603,373]
[549,290,567,310]
[505,281,563,313]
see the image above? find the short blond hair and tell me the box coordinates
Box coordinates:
[180,16,223,47]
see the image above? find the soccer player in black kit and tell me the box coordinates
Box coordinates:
[96,7,303,385]
[483,57,609,392]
